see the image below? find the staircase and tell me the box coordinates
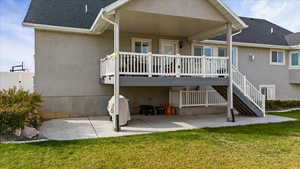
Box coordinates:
[213,67,265,117]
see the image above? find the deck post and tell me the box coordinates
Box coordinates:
[202,55,206,77]
[148,52,152,77]
[176,53,181,77]
[205,89,209,107]
[113,12,120,131]
[226,23,234,122]
[179,90,183,109]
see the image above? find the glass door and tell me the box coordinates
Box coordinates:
[160,40,179,74]
[160,40,179,55]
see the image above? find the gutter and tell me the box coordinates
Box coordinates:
[22,22,93,34]
[232,30,242,37]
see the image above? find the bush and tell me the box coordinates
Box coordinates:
[266,100,300,111]
[0,88,42,135]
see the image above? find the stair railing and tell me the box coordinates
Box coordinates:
[232,67,265,115]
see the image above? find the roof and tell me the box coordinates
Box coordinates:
[210,17,295,46]
[285,32,300,46]
[23,0,117,29]
[23,0,247,32]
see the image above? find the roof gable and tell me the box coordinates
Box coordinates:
[121,0,226,22]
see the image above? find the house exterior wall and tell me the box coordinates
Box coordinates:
[237,47,300,100]
[35,28,300,116]
[35,30,190,116]
[195,42,300,100]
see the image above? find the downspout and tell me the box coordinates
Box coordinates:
[229,29,241,122]
[101,11,121,132]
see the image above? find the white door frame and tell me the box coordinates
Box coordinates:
[191,43,214,56]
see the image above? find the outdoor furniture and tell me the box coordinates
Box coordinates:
[139,105,155,115]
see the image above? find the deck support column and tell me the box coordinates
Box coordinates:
[113,12,120,131]
[226,23,234,122]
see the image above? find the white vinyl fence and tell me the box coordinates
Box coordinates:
[170,89,227,108]
[0,72,34,92]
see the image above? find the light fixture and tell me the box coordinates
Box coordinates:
[249,54,255,62]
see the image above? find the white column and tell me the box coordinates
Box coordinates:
[113,12,120,131]
[226,23,233,122]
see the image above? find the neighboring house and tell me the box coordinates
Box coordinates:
[23,0,300,130]
[0,72,34,92]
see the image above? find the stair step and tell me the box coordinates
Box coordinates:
[212,85,264,117]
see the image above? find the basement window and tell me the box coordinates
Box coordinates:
[259,85,276,100]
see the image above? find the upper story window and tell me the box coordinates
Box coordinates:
[132,38,152,53]
[218,47,238,68]
[270,50,285,65]
[290,52,300,68]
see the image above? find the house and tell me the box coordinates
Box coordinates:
[23,0,299,131]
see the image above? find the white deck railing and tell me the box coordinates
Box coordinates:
[170,89,226,108]
[232,67,265,114]
[100,52,229,78]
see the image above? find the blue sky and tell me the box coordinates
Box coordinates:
[0,0,300,72]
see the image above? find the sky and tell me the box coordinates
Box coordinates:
[0,0,300,72]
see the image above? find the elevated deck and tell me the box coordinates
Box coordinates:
[100,52,229,86]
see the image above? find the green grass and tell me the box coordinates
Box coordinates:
[1,111,300,169]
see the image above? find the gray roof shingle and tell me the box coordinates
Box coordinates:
[285,32,300,46]
[24,1,299,46]
[23,0,117,29]
[210,17,294,46]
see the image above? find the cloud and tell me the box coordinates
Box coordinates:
[0,0,34,72]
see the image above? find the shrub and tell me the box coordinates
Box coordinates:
[266,100,300,111]
[0,88,42,135]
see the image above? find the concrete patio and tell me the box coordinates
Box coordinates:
[39,113,296,140]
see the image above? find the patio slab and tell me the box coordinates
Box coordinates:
[39,114,296,141]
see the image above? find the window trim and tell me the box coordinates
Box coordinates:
[191,43,214,56]
[159,39,179,55]
[131,38,152,53]
[259,84,276,100]
[289,51,300,69]
[217,47,238,68]
[232,47,239,69]
[270,50,285,65]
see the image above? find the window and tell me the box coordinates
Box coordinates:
[259,85,276,100]
[290,52,300,68]
[132,38,152,53]
[204,47,213,56]
[270,50,285,65]
[192,45,213,56]
[218,47,238,68]
[193,46,203,56]
[218,47,227,57]
[159,39,179,55]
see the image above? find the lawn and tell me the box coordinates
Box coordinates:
[0,111,300,169]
